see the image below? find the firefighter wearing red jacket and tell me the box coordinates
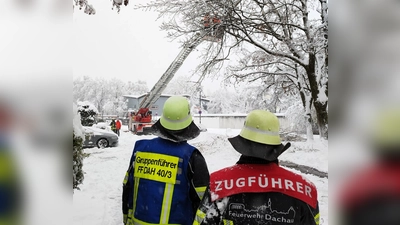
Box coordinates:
[115,118,122,136]
[338,109,400,225]
[193,110,320,225]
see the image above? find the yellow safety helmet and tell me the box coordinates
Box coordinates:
[160,96,193,131]
[239,110,281,145]
[228,110,289,160]
[371,108,400,150]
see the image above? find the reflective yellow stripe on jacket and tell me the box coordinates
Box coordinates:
[129,180,176,224]
[123,171,129,185]
[132,177,140,215]
[160,183,175,224]
[130,152,182,225]
[125,209,134,225]
[223,219,234,225]
[314,213,320,225]
[195,186,207,200]
[192,209,206,225]
[131,217,180,225]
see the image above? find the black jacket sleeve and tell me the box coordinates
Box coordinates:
[303,201,320,225]
[195,186,223,225]
[188,149,210,216]
[122,149,136,224]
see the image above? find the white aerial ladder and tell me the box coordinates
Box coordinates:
[129,31,218,134]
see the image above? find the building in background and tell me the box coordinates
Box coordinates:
[123,94,191,117]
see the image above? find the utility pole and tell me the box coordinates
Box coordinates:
[199,88,202,124]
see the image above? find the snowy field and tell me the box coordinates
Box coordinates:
[73,126,328,225]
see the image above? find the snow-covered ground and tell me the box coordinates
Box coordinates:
[73,126,328,225]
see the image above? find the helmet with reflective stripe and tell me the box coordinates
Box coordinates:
[240,110,281,145]
[371,108,400,152]
[160,96,193,131]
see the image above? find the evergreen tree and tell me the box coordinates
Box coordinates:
[73,132,84,190]
[77,101,98,126]
[73,103,85,190]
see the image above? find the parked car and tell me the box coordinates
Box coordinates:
[82,126,118,148]
[92,122,112,132]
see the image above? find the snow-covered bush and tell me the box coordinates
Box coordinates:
[284,101,307,134]
[284,101,318,135]
[77,101,99,126]
[73,103,85,190]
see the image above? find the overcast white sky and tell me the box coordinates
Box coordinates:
[73,0,226,95]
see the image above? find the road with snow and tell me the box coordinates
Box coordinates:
[73,126,328,225]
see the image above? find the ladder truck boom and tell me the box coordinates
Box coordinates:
[139,33,204,109]
[130,32,205,134]
[128,7,238,135]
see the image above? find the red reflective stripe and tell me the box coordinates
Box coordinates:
[340,164,400,208]
[210,164,318,208]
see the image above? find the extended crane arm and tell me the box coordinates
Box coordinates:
[139,33,205,109]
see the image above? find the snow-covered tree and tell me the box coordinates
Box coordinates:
[73,0,130,14]
[73,77,149,116]
[73,77,107,114]
[207,88,240,114]
[73,76,93,103]
[73,0,328,138]
[206,80,297,114]
[284,100,318,140]
[164,75,208,112]
[73,103,85,190]
[73,0,96,15]
[164,76,198,96]
[87,78,109,116]
[124,80,149,96]
[105,78,128,116]
[77,101,99,126]
[133,0,328,139]
[227,52,316,140]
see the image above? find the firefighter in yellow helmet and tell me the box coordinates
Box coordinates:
[339,108,400,225]
[0,101,22,225]
[193,110,320,225]
[122,96,209,225]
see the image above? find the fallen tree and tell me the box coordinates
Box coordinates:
[280,160,328,179]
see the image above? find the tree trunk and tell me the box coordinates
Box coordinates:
[314,100,328,139]
[296,64,314,141]
[298,81,314,141]
[280,160,328,179]
[306,53,328,139]
[305,98,314,141]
